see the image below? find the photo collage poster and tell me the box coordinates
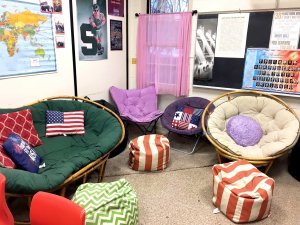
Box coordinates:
[243,49,300,95]
[39,0,64,49]
[76,0,108,60]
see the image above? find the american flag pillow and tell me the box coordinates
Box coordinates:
[171,106,202,130]
[46,110,85,137]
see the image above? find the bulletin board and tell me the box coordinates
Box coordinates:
[193,10,300,95]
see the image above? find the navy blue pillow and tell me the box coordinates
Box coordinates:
[3,133,43,173]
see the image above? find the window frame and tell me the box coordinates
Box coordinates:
[148,0,189,14]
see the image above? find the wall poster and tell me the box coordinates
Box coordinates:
[243,48,300,95]
[76,0,107,60]
[53,0,62,13]
[215,13,249,58]
[110,20,122,50]
[269,10,300,50]
[193,16,218,83]
[0,0,57,78]
[108,0,124,17]
[53,14,65,49]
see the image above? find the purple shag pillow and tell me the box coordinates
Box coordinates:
[226,115,263,147]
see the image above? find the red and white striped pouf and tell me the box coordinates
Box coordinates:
[212,160,274,223]
[129,134,170,171]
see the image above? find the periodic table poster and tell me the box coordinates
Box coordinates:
[243,48,300,95]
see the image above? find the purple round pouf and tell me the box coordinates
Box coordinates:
[226,115,263,147]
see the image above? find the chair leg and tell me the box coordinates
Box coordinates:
[134,117,160,135]
[189,136,201,155]
[60,187,67,197]
[168,132,201,155]
[135,123,148,134]
[216,152,223,163]
[264,160,274,174]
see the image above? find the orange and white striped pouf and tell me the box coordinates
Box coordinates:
[129,134,170,171]
[212,160,274,223]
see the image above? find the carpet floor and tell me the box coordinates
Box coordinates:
[8,129,300,224]
[103,140,300,225]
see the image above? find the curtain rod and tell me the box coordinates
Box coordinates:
[196,7,300,15]
[135,10,198,17]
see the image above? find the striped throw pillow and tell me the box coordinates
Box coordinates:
[46,110,85,137]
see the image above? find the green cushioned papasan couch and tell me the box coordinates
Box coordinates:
[0,96,124,198]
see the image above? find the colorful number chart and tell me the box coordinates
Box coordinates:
[243,48,300,95]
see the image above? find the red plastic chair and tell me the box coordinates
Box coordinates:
[30,192,85,225]
[0,173,85,225]
[0,173,14,225]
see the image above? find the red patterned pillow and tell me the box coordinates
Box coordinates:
[0,109,42,147]
[0,146,16,168]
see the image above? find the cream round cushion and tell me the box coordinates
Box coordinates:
[207,96,299,158]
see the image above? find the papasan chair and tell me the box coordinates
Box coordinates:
[202,90,300,173]
[161,97,215,154]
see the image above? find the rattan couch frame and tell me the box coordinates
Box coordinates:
[201,90,300,174]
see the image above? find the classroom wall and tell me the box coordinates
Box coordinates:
[128,0,300,118]
[0,0,127,108]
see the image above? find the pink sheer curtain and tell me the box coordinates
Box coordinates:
[136,12,192,96]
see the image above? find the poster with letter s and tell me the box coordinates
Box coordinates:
[76,0,107,60]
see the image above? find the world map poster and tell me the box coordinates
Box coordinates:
[0,0,56,78]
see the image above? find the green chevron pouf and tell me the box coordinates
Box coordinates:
[72,179,138,225]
